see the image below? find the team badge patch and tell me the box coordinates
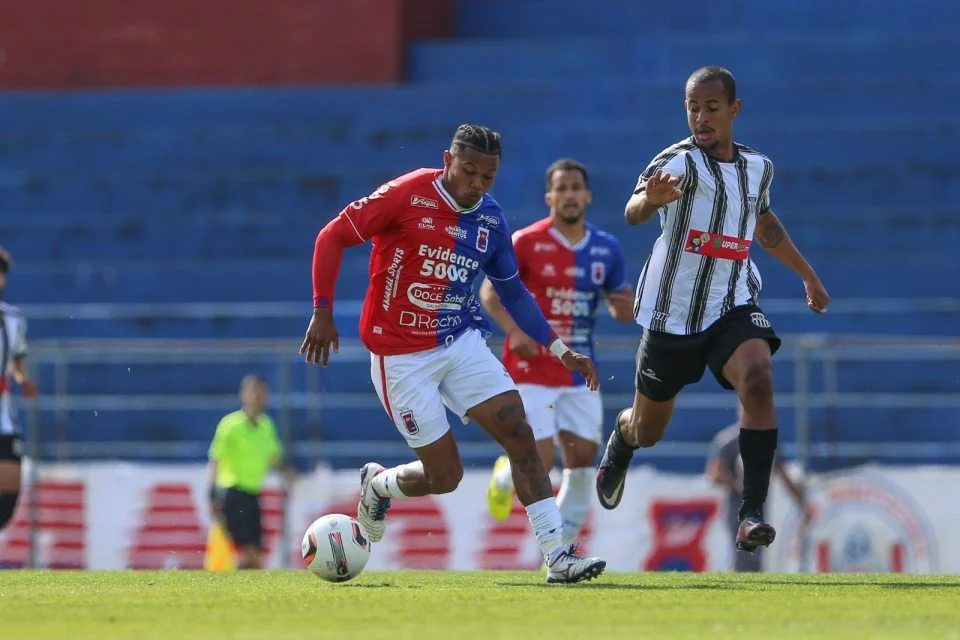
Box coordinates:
[476,227,489,253]
[591,261,605,285]
[400,410,420,436]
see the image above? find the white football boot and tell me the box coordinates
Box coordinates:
[357,462,392,543]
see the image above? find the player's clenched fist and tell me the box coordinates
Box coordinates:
[300,308,340,367]
[560,350,599,391]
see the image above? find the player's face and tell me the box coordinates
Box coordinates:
[685,80,740,153]
[241,381,269,413]
[545,168,591,224]
[442,147,499,208]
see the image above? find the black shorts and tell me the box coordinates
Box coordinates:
[222,487,262,549]
[635,304,781,402]
[0,435,22,463]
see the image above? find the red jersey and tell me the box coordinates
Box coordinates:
[321,169,521,356]
[502,218,628,387]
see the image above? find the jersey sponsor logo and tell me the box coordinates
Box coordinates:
[476,213,500,228]
[417,245,480,284]
[418,217,435,230]
[382,248,405,312]
[533,242,557,252]
[684,229,752,260]
[398,311,463,331]
[591,262,606,285]
[590,245,611,257]
[445,226,467,240]
[407,283,468,312]
[476,227,489,253]
[411,195,439,210]
[541,263,556,277]
[564,266,584,278]
[545,286,594,318]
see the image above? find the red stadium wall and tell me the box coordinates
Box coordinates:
[0,0,452,89]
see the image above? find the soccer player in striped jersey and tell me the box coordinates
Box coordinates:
[595,67,830,555]
[481,159,634,546]
[0,247,38,536]
[301,125,606,583]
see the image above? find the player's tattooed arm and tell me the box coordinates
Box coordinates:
[754,210,786,249]
[754,210,829,313]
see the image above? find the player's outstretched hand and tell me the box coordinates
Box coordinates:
[804,276,830,314]
[300,308,339,367]
[507,327,539,359]
[644,169,684,207]
[560,350,599,391]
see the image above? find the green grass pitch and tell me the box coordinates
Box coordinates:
[2,571,958,639]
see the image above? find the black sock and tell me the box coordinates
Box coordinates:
[738,428,778,521]
[608,410,638,465]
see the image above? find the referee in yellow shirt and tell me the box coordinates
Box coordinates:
[208,375,293,569]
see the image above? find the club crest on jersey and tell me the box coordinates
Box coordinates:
[747,195,759,215]
[591,262,606,285]
[476,227,489,253]
[400,410,420,436]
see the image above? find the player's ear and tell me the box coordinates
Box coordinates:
[544,190,553,208]
[442,150,454,168]
[731,99,741,119]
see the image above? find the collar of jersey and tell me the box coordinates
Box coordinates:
[432,177,484,214]
[548,226,592,251]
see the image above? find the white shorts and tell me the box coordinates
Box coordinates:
[517,383,603,445]
[370,328,518,448]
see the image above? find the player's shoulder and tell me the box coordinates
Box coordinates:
[0,301,23,317]
[735,142,774,166]
[391,168,442,190]
[585,222,621,246]
[651,137,699,162]
[217,410,245,429]
[510,217,552,246]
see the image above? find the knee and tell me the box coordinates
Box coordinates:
[427,464,463,494]
[738,360,774,409]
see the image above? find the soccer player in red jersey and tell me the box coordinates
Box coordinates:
[481,159,634,548]
[300,125,605,583]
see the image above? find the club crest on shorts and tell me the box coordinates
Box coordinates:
[750,312,771,329]
[400,410,419,436]
[476,227,489,253]
[591,261,606,285]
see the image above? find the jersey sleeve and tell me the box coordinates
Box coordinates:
[208,419,229,461]
[604,240,629,293]
[11,315,27,357]
[757,157,775,215]
[510,230,531,279]
[634,149,690,195]
[338,179,407,241]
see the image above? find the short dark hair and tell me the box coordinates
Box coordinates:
[0,246,11,274]
[451,124,502,157]
[686,66,737,104]
[545,158,589,190]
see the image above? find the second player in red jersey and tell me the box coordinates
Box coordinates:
[480,159,634,547]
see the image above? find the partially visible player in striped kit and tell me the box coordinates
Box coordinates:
[0,247,39,535]
[595,67,830,555]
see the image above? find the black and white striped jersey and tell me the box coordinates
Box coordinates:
[1,301,28,436]
[632,137,774,335]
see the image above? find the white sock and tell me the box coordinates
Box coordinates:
[525,497,565,564]
[370,466,408,499]
[494,459,514,492]
[557,467,593,547]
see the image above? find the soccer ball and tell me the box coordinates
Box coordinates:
[301,513,372,582]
